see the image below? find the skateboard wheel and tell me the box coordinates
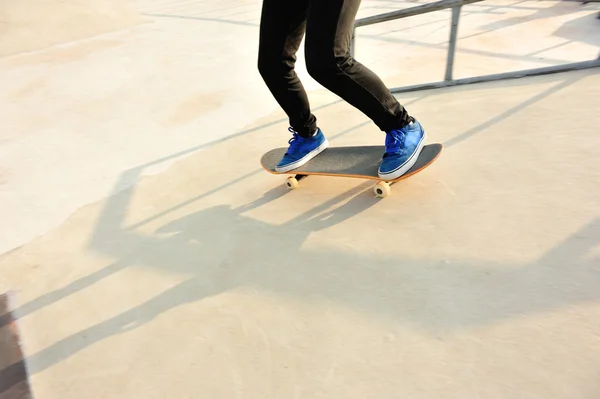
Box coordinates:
[286,176,299,190]
[374,181,390,198]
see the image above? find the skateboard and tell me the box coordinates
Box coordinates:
[260,143,443,198]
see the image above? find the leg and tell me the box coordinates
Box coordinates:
[304,0,411,132]
[257,0,316,137]
[257,0,329,173]
[305,0,426,180]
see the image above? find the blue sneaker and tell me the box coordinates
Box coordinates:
[378,119,427,180]
[275,127,329,172]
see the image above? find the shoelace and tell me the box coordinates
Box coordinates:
[286,127,305,154]
[385,130,404,150]
[383,130,405,157]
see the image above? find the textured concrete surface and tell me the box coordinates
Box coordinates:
[0,0,144,57]
[1,0,600,398]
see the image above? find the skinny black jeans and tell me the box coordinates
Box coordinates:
[257,0,412,138]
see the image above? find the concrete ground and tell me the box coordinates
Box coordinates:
[1,0,600,398]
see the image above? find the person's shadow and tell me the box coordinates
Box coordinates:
[20,174,600,376]
[20,179,390,374]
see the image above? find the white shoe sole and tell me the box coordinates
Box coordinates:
[378,132,427,180]
[275,139,329,173]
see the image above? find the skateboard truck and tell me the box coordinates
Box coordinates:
[287,174,392,198]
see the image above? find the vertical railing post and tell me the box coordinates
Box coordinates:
[444,4,462,81]
[350,27,356,58]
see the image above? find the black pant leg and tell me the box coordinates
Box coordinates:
[305,0,412,132]
[257,0,317,137]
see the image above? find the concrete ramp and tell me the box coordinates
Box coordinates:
[1,0,600,397]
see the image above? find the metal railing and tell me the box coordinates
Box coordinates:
[350,0,600,93]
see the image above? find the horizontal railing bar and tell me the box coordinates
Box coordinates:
[388,59,600,94]
[354,0,484,27]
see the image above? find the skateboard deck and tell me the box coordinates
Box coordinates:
[260,143,443,198]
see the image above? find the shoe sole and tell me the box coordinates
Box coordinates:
[275,139,329,173]
[378,132,427,180]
